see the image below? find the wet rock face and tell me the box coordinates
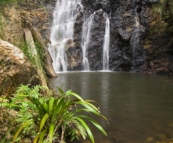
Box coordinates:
[82,0,120,13]
[66,0,154,71]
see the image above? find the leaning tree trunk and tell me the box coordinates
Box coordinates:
[24,28,47,87]
[24,20,57,77]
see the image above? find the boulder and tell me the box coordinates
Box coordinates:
[0,39,40,96]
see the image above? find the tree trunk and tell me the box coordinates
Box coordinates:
[25,21,57,77]
[24,28,47,87]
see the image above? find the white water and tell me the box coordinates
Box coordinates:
[81,9,104,71]
[81,13,95,71]
[103,14,110,70]
[49,1,111,72]
[48,0,83,72]
[131,14,140,69]
[135,15,140,28]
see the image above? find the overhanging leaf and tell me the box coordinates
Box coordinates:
[78,115,107,136]
[75,117,94,143]
[66,91,84,102]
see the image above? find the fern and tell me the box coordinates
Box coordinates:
[2,85,107,143]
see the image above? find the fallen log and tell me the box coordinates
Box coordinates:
[24,28,47,87]
[24,20,57,77]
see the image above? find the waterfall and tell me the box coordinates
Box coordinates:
[48,0,83,72]
[130,12,144,70]
[46,1,148,72]
[81,13,95,71]
[103,14,110,71]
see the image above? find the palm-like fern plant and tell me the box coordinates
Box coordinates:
[5,85,107,143]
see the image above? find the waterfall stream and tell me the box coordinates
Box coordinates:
[81,12,95,71]
[48,0,111,72]
[103,14,110,71]
[81,9,110,71]
[48,0,82,72]
[130,13,142,70]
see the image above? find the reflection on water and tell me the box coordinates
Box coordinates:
[48,72,173,143]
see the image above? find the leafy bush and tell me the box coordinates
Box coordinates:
[2,85,107,143]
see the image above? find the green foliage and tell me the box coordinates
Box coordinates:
[0,0,21,6]
[19,41,45,70]
[152,0,173,35]
[152,0,165,16]
[3,85,107,143]
[0,14,5,39]
[35,42,46,67]
[19,42,35,64]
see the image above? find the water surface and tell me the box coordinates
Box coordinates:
[49,72,173,143]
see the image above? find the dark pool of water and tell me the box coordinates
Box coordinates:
[48,72,173,143]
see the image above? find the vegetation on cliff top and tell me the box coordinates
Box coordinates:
[152,0,173,50]
[0,0,21,6]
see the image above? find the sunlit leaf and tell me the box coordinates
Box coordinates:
[48,124,55,143]
[12,120,33,143]
[39,113,49,132]
[39,129,47,143]
[49,97,55,114]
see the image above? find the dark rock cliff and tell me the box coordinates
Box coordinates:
[67,0,161,72]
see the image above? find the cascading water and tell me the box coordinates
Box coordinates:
[81,13,95,71]
[103,14,110,71]
[48,0,83,72]
[46,0,149,73]
[130,13,142,70]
